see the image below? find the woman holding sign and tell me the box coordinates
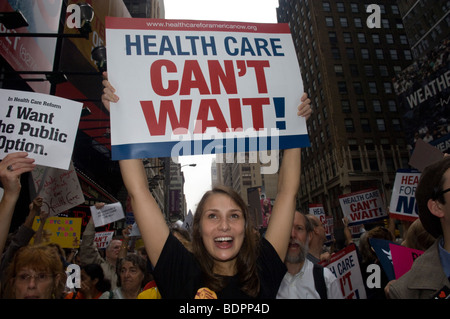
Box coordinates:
[102,74,311,298]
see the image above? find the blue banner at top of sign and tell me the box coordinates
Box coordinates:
[112,134,310,160]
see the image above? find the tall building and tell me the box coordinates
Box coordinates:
[397,0,450,59]
[123,0,165,18]
[277,0,413,224]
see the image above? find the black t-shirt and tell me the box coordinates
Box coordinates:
[153,233,287,299]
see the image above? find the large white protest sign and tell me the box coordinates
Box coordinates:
[31,162,85,216]
[339,188,387,225]
[0,89,82,170]
[389,169,420,221]
[90,202,125,227]
[105,18,309,160]
[321,244,367,299]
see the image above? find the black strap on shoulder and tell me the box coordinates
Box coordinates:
[313,263,327,299]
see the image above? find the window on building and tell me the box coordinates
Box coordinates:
[404,50,413,60]
[388,100,397,112]
[373,100,382,112]
[340,17,349,27]
[391,5,399,15]
[354,17,362,28]
[343,32,352,43]
[361,118,371,132]
[346,48,355,59]
[368,82,378,94]
[386,34,394,44]
[323,2,331,12]
[329,32,338,44]
[326,17,334,27]
[361,48,370,59]
[357,100,366,112]
[353,82,363,94]
[392,118,402,131]
[377,119,386,131]
[345,119,354,132]
[357,33,366,43]
[337,2,345,12]
[332,48,341,59]
[379,65,389,77]
[352,158,362,171]
[342,100,351,113]
[369,158,379,171]
[364,65,374,76]
[375,49,384,59]
[338,82,348,94]
[372,34,380,43]
[335,64,344,76]
[390,49,398,60]
[365,138,375,150]
[350,64,359,76]
[348,138,358,150]
[384,82,393,93]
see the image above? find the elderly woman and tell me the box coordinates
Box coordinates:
[100,254,148,299]
[3,245,66,299]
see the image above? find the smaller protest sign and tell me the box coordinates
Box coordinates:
[0,88,82,170]
[339,188,387,225]
[390,243,424,279]
[31,216,81,248]
[94,231,114,249]
[309,204,333,241]
[90,202,125,227]
[31,162,85,216]
[389,169,421,221]
[409,138,444,172]
[129,222,141,237]
[320,244,366,299]
[369,238,396,281]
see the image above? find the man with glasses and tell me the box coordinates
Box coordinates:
[387,156,450,299]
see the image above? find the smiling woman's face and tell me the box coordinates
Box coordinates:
[199,193,245,273]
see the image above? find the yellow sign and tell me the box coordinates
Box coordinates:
[31,216,81,248]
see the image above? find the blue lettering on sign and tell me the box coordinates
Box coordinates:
[395,196,418,215]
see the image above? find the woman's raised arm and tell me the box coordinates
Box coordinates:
[102,73,169,266]
[265,93,311,261]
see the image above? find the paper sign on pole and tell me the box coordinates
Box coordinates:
[339,188,387,225]
[31,216,81,248]
[90,202,125,227]
[0,88,82,170]
[389,169,420,221]
[320,244,366,299]
[31,162,85,216]
[105,18,309,160]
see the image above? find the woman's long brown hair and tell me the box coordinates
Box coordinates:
[191,185,260,297]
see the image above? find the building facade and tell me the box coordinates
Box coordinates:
[397,0,450,59]
[277,0,413,225]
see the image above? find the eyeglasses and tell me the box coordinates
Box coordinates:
[15,273,54,283]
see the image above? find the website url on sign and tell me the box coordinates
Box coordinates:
[146,21,258,31]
